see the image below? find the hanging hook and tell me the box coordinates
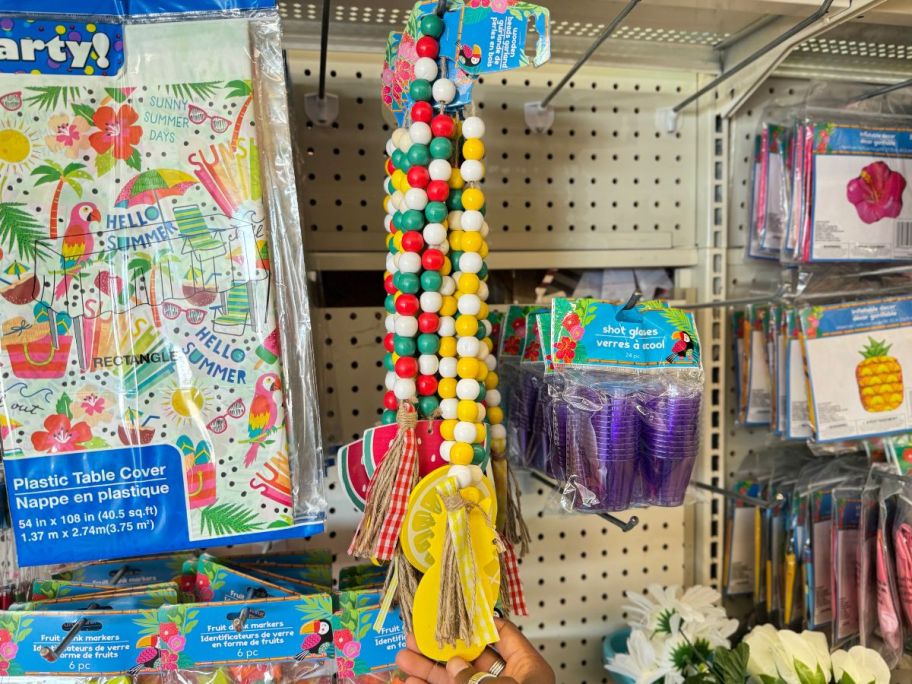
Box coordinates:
[529,471,639,532]
[232,588,257,632]
[435,0,448,17]
[691,481,781,509]
[622,290,643,311]
[40,604,101,662]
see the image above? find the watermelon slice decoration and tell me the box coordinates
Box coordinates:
[338,437,371,511]
[362,420,447,478]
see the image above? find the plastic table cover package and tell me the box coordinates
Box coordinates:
[0,0,325,567]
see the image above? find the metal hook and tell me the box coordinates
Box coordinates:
[691,481,780,509]
[40,604,101,662]
[304,0,340,125]
[622,290,643,311]
[109,566,130,586]
[852,77,912,103]
[435,0,448,17]
[529,471,639,532]
[232,588,256,632]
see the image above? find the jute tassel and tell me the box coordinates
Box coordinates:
[498,556,513,618]
[436,492,475,648]
[348,402,419,560]
[502,460,531,557]
[384,548,421,634]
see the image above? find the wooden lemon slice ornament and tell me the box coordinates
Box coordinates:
[409,474,501,662]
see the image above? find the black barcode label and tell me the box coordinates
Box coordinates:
[896,221,912,248]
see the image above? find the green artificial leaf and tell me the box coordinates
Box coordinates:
[713,642,750,684]
[793,661,827,684]
[56,393,72,420]
[837,674,857,684]
[0,203,47,261]
[96,150,115,177]
[72,103,96,124]
[199,503,263,536]
[126,149,142,172]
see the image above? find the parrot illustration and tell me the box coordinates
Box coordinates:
[296,619,333,660]
[666,330,695,363]
[54,202,101,299]
[243,373,283,467]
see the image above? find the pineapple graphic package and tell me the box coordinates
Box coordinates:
[800,298,912,442]
[0,4,324,566]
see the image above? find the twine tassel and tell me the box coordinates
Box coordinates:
[503,461,531,557]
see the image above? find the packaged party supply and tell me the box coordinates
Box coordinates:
[800,297,912,442]
[875,474,905,667]
[748,121,793,260]
[548,298,702,512]
[517,309,548,470]
[0,0,325,567]
[831,477,864,647]
[722,457,764,598]
[860,468,885,652]
[785,308,814,440]
[333,588,407,684]
[742,305,772,426]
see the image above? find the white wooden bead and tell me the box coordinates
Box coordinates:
[398,251,421,273]
[438,316,456,337]
[386,139,396,157]
[461,210,483,231]
[452,271,462,283]
[447,210,463,229]
[456,378,480,401]
[423,222,447,245]
[440,440,454,462]
[385,253,397,273]
[420,291,442,313]
[481,222,490,238]
[394,378,416,400]
[476,343,489,361]
[462,116,485,139]
[485,355,497,371]
[395,316,418,337]
[439,357,457,378]
[459,252,482,274]
[438,241,450,255]
[449,465,472,489]
[384,214,393,232]
[491,424,506,440]
[457,337,480,358]
[460,160,484,182]
[384,314,396,333]
[440,276,456,296]
[432,78,456,104]
[391,128,407,146]
[419,354,439,376]
[429,159,452,181]
[468,464,484,484]
[397,134,413,152]
[480,319,492,336]
[477,281,489,301]
[457,293,481,316]
[414,57,438,81]
[409,121,432,145]
[454,421,476,443]
[486,389,501,407]
[440,398,458,420]
[405,188,428,211]
[476,404,486,422]
[385,371,397,391]
[390,190,404,211]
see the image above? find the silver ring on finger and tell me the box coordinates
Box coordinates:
[468,674,498,684]
[488,657,507,676]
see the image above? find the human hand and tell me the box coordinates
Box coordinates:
[395,618,555,684]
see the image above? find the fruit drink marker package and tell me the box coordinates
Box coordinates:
[831,481,862,645]
[807,123,912,261]
[10,583,178,610]
[723,481,758,597]
[0,0,325,567]
[785,309,814,440]
[800,297,912,442]
[731,310,746,421]
[744,305,772,426]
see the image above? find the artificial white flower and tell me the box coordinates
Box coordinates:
[677,585,723,622]
[777,630,831,684]
[624,584,681,633]
[605,628,673,684]
[744,624,791,683]
[831,646,890,684]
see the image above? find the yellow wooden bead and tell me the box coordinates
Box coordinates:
[457,273,479,294]
[440,295,457,317]
[455,315,479,337]
[438,377,457,398]
[441,257,452,276]
[440,419,457,441]
[392,169,406,190]
[475,423,486,443]
[449,230,464,251]
[485,371,499,390]
[457,400,479,422]
[439,337,457,357]
[478,302,489,319]
[461,188,485,211]
[463,138,485,161]
[461,231,482,253]
[487,406,504,425]
[401,177,411,191]
[456,357,479,379]
[479,241,489,258]
[383,195,391,212]
[449,168,465,189]
[391,352,400,364]
[461,486,481,502]
[386,234,394,249]
[450,442,473,465]
[482,337,493,352]
[393,231,404,251]
[475,363,488,382]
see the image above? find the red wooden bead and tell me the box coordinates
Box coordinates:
[426,180,449,202]
[416,36,440,59]
[411,101,433,124]
[430,115,455,138]
[385,158,395,175]
[418,312,439,333]
[384,332,395,352]
[401,230,425,253]
[395,294,419,316]
[407,165,430,189]
[395,356,418,378]
[417,374,438,396]
[384,275,397,295]
[384,391,398,410]
[422,249,445,271]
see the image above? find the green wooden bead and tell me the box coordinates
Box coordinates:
[384,353,395,371]
[400,155,412,171]
[381,409,397,425]
[478,263,488,279]
[402,210,425,231]
[392,211,404,231]
[394,335,416,356]
[471,443,487,465]
[450,250,463,271]
[385,177,395,194]
[475,325,487,340]
[417,333,440,354]
[398,272,420,294]
[477,385,486,402]
[425,202,448,223]
[385,295,396,314]
[421,270,442,291]
[479,203,486,216]
[418,395,439,418]
[391,149,406,169]
[429,137,453,159]
[407,144,431,167]
[447,188,463,210]
[420,14,444,38]
[410,79,433,102]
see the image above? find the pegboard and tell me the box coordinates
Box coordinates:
[287,52,702,269]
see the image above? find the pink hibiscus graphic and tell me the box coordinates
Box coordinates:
[0,659,8,676]
[30,414,92,453]
[167,635,186,653]
[846,161,907,224]
[336,657,355,679]
[0,642,17,660]
[491,0,518,10]
[569,326,584,341]
[160,651,179,671]
[554,337,577,363]
[0,630,12,644]
[342,640,362,659]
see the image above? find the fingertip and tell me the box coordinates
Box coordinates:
[406,633,420,651]
[446,656,471,677]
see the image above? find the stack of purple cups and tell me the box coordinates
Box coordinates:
[639,389,700,506]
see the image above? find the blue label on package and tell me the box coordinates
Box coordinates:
[5,446,322,566]
[0,1,275,16]
[0,20,124,76]
[818,124,912,157]
[803,297,912,336]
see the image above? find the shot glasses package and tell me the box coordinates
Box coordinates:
[800,297,912,442]
[0,0,325,566]
[548,298,703,512]
[516,309,548,470]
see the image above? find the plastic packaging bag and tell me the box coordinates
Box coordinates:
[831,477,864,647]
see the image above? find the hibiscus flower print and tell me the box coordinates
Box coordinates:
[523,340,541,361]
[503,336,521,355]
[160,651,178,671]
[0,642,16,660]
[562,313,581,330]
[159,622,179,642]
[555,337,577,363]
[336,657,355,679]
[491,0,518,11]
[45,114,91,159]
[30,414,92,453]
[71,386,116,427]
[90,104,143,160]
[846,161,907,224]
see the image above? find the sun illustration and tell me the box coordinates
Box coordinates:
[0,119,40,174]
[163,381,211,426]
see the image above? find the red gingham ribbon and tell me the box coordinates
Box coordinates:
[370,403,418,561]
[503,542,527,616]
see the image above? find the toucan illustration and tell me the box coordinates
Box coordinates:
[458,43,483,68]
[296,619,333,659]
[666,330,694,363]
